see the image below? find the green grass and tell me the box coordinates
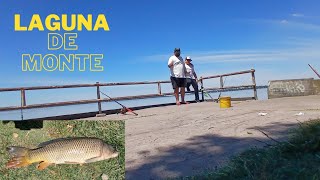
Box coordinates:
[182,119,320,180]
[0,120,125,180]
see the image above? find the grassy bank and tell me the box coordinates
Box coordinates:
[0,120,125,180]
[184,119,320,180]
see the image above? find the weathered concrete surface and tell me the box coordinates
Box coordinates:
[83,95,320,179]
[314,79,320,95]
[268,78,314,99]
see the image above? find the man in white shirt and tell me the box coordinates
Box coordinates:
[185,56,200,102]
[168,48,188,105]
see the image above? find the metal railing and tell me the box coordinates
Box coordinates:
[0,69,258,115]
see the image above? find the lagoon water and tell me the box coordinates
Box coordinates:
[0,88,267,120]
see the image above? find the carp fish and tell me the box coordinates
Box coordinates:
[6,137,119,170]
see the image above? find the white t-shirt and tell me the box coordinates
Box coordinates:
[185,63,196,79]
[168,55,186,78]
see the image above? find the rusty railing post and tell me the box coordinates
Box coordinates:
[251,69,258,100]
[20,89,26,120]
[200,77,204,101]
[96,82,102,114]
[157,82,162,95]
[220,76,224,89]
[21,89,26,107]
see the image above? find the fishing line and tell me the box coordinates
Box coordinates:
[199,76,227,103]
[99,90,138,116]
[202,89,215,101]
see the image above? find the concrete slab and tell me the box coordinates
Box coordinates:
[268,78,314,99]
[82,95,320,179]
[314,79,320,95]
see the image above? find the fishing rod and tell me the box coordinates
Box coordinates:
[99,90,138,116]
[199,76,227,103]
[308,64,320,78]
[198,80,217,102]
[201,89,217,102]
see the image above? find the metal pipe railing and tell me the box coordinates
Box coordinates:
[0,69,258,112]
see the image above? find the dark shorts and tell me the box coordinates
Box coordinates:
[170,77,186,89]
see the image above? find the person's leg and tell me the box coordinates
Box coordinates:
[170,77,180,105]
[174,88,180,105]
[180,87,186,103]
[191,79,200,101]
[180,78,189,104]
[186,78,191,92]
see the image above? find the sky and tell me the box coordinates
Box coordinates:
[1,0,320,107]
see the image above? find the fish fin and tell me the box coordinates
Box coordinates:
[6,146,31,168]
[6,146,29,157]
[37,161,52,170]
[6,156,31,168]
[85,156,103,163]
[37,138,69,147]
[64,161,80,164]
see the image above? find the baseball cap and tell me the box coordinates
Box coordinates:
[186,56,192,61]
[174,48,180,52]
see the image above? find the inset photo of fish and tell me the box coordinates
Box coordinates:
[0,120,124,179]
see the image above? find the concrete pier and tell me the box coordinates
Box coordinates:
[82,95,320,179]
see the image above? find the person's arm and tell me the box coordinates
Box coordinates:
[191,64,198,80]
[168,57,173,68]
[193,71,198,80]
